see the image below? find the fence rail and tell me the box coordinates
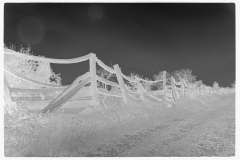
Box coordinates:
[4,48,234,113]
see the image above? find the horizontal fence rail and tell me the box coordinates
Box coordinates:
[5,48,91,64]
[138,77,163,83]
[4,64,67,88]
[96,58,116,74]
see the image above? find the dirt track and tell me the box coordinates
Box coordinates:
[83,93,235,157]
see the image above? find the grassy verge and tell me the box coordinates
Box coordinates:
[4,93,234,157]
[4,99,166,157]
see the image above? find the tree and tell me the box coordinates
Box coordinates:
[152,71,171,90]
[171,69,196,84]
[128,72,152,91]
[195,80,204,87]
[96,67,114,90]
[212,81,220,90]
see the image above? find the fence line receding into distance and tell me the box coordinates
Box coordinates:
[4,48,234,113]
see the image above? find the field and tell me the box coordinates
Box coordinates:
[4,92,235,157]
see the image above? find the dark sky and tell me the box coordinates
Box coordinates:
[4,3,235,87]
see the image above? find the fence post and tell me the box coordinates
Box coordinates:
[90,53,99,106]
[163,71,167,101]
[4,76,17,110]
[136,78,147,102]
[180,79,185,98]
[113,64,130,104]
[187,83,191,98]
[171,77,178,101]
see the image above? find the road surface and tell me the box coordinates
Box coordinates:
[82,93,235,157]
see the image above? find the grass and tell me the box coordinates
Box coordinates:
[4,99,165,157]
[4,92,235,157]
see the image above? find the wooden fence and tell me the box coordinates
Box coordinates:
[4,48,234,113]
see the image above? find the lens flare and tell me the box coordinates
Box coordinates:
[17,15,45,45]
[88,4,104,20]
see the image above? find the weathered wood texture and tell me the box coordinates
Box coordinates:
[180,79,185,98]
[171,77,178,101]
[113,64,131,103]
[90,54,99,106]
[41,75,91,113]
[4,48,91,64]
[9,86,91,102]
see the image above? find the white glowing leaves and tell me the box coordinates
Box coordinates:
[17,15,45,45]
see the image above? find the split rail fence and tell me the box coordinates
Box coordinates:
[4,48,233,113]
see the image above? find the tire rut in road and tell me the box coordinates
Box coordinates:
[82,94,235,157]
[83,117,186,157]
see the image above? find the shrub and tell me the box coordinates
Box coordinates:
[96,67,114,90]
[4,44,62,89]
[212,81,220,89]
[127,72,152,91]
[152,71,171,90]
[171,69,196,84]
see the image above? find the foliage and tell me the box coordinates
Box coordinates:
[97,67,114,80]
[152,71,171,90]
[171,69,196,84]
[212,81,220,89]
[194,80,204,88]
[153,71,171,81]
[96,66,115,90]
[4,44,62,89]
[128,72,152,91]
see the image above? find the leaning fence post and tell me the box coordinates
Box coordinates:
[187,83,191,98]
[180,79,185,98]
[90,53,99,106]
[136,77,147,102]
[171,77,178,101]
[113,64,130,104]
[4,76,17,110]
[163,71,167,101]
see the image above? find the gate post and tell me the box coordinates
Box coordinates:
[180,78,185,98]
[171,77,178,101]
[163,71,167,101]
[90,53,99,106]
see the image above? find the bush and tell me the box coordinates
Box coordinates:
[152,71,171,90]
[4,44,62,89]
[171,69,196,84]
